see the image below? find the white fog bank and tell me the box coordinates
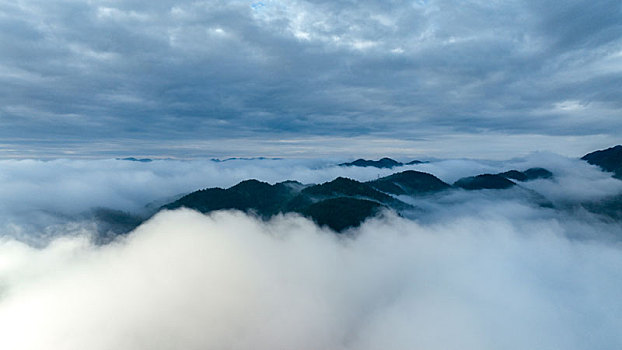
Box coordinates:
[0,210,621,350]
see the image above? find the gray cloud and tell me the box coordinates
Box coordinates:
[0,0,620,157]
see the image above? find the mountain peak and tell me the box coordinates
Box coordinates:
[498,168,553,182]
[454,174,516,190]
[368,170,450,195]
[229,179,272,191]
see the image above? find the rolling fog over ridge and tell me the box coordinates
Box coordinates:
[0,146,621,349]
[2,148,622,242]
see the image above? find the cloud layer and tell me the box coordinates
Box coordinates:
[1,209,621,350]
[0,154,622,349]
[0,0,620,157]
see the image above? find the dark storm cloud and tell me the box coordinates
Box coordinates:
[0,0,620,156]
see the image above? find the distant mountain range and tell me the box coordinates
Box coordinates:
[339,158,427,168]
[117,157,153,162]
[211,157,283,162]
[94,145,622,237]
[163,174,423,232]
[161,164,559,232]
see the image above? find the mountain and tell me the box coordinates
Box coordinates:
[162,177,409,232]
[498,170,528,181]
[302,177,394,203]
[367,170,450,195]
[454,174,516,190]
[211,157,282,162]
[68,145,622,242]
[581,145,622,179]
[498,168,553,182]
[117,157,153,162]
[86,208,145,243]
[163,179,302,217]
[455,167,552,191]
[162,168,557,230]
[338,158,429,168]
[405,160,427,165]
[302,198,385,232]
[523,168,553,180]
[339,158,403,168]
[99,146,622,237]
[582,194,622,221]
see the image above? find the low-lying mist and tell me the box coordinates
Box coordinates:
[1,209,621,350]
[1,153,620,241]
[0,154,621,349]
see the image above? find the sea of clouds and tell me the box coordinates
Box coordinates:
[0,154,621,349]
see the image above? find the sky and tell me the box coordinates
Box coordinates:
[0,0,621,158]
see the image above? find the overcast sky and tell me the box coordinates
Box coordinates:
[0,0,620,159]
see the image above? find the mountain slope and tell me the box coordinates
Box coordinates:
[498,168,553,182]
[454,174,516,190]
[302,177,394,203]
[582,145,622,179]
[163,180,301,217]
[368,170,450,195]
[302,198,385,232]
